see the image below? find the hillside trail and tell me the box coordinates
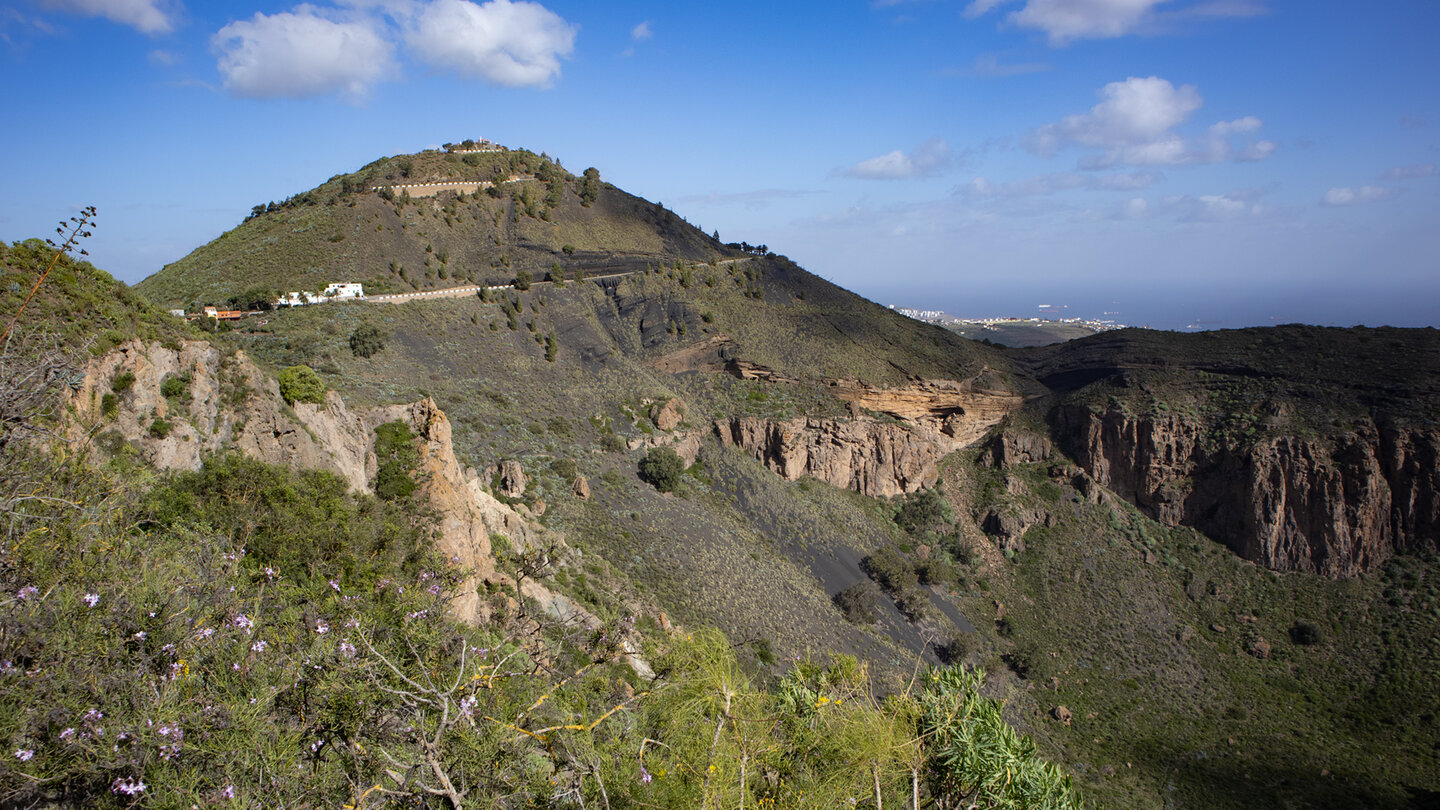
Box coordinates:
[364,257,748,305]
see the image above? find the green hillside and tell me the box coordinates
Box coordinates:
[137,146,734,311]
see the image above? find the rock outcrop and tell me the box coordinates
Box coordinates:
[716,416,948,498]
[69,340,374,490]
[651,397,685,431]
[826,378,1024,447]
[1054,404,1440,576]
[372,398,544,624]
[66,340,568,624]
[713,379,1021,499]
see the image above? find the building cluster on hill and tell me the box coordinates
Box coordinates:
[443,138,505,153]
[274,282,365,308]
[890,305,1126,333]
[168,282,366,321]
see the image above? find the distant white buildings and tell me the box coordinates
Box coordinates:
[275,282,365,308]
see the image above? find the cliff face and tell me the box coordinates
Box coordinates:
[714,379,1021,498]
[1054,404,1440,576]
[70,340,374,489]
[715,417,950,498]
[66,340,556,624]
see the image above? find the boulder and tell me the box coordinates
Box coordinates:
[652,398,685,431]
[499,460,527,498]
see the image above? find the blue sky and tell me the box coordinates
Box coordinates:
[2,0,1436,329]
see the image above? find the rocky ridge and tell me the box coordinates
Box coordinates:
[66,340,566,624]
[714,380,1021,498]
[1054,404,1440,576]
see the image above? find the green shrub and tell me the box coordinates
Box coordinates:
[638,446,685,493]
[894,488,954,535]
[110,371,135,393]
[833,581,880,624]
[160,372,190,400]
[348,324,386,358]
[278,365,325,405]
[148,416,173,438]
[1290,622,1323,646]
[372,420,418,500]
[549,458,578,482]
[101,393,119,417]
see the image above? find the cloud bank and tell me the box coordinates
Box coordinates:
[211,0,576,100]
[1321,186,1396,207]
[1026,76,1275,168]
[214,8,394,101]
[845,138,955,180]
[43,0,178,34]
[405,0,576,88]
[964,0,1265,44]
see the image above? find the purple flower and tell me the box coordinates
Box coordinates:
[111,776,146,796]
[314,620,329,635]
[264,567,276,580]
[338,641,357,659]
[640,764,652,783]
[14,749,33,762]
[197,627,215,639]
[459,695,478,717]
[82,593,100,607]
[251,640,267,653]
[329,579,341,592]
[16,586,37,601]
[233,614,253,631]
[221,785,236,799]
[58,728,75,741]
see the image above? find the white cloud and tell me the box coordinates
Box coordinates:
[147,48,178,65]
[958,53,1050,77]
[844,138,955,180]
[631,20,651,40]
[43,0,177,34]
[405,0,576,88]
[958,170,1158,198]
[1382,164,1435,180]
[213,7,394,101]
[1012,0,1161,43]
[1159,192,1265,222]
[1320,186,1396,207]
[1028,76,1200,156]
[1207,116,1261,136]
[1122,197,1149,218]
[1029,76,1274,167]
[964,0,1265,44]
[673,188,816,211]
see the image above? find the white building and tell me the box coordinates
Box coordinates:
[321,282,365,300]
[274,282,365,308]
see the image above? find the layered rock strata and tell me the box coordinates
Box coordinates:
[1054,404,1440,576]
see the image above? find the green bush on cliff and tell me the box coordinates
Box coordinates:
[277,364,325,405]
[372,420,418,501]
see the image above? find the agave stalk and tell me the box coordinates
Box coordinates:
[1,206,96,346]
